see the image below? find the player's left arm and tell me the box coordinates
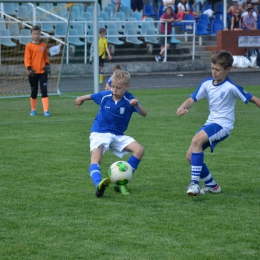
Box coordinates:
[75,94,92,108]
[130,99,147,117]
[249,95,260,108]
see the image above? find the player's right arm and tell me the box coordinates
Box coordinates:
[75,94,92,108]
[176,97,195,116]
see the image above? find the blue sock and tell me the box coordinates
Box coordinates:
[89,164,102,187]
[127,155,140,173]
[190,152,204,184]
[200,163,217,188]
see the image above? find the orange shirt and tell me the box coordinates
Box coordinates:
[24,42,50,74]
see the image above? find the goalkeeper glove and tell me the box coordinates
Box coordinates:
[27,67,36,77]
[43,63,51,75]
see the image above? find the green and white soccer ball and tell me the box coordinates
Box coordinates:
[108,161,133,185]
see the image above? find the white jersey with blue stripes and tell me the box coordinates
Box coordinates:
[190,77,253,133]
[90,91,139,135]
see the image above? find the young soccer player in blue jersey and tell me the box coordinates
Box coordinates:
[176,50,260,196]
[75,70,147,197]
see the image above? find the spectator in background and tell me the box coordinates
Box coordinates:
[111,0,121,13]
[155,6,181,62]
[227,0,245,16]
[230,9,243,30]
[177,0,195,20]
[195,0,205,14]
[131,0,144,13]
[242,7,257,30]
[163,0,175,11]
[241,3,258,19]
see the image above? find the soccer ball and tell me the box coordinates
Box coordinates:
[108,161,133,185]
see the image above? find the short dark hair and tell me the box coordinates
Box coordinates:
[31,25,41,32]
[99,28,106,34]
[211,50,233,69]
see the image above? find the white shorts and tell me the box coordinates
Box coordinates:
[89,132,136,158]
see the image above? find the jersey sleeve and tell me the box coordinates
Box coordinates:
[24,43,31,69]
[190,79,211,102]
[233,85,253,104]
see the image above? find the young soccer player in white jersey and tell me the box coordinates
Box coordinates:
[176,50,260,196]
[75,70,147,197]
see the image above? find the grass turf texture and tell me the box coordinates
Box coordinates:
[1,87,260,260]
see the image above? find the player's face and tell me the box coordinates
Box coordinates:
[111,81,130,100]
[31,30,41,43]
[211,63,231,84]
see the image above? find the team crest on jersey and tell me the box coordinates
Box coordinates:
[120,107,125,114]
[40,46,44,52]
[220,92,225,99]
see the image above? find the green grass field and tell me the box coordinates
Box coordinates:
[1,87,260,260]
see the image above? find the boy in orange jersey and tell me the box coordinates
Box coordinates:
[24,25,51,117]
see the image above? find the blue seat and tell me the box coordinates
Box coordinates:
[0,29,16,47]
[104,6,114,18]
[115,12,126,27]
[124,22,135,35]
[198,14,211,25]
[258,19,260,30]
[196,21,211,35]
[73,23,86,39]
[8,23,20,39]
[55,23,67,37]
[3,3,17,16]
[211,22,222,35]
[141,21,151,35]
[126,28,143,45]
[71,5,81,19]
[97,17,105,29]
[41,17,54,33]
[100,11,109,22]
[107,29,124,45]
[158,4,164,20]
[68,29,84,46]
[107,21,118,32]
[111,17,124,33]
[202,4,213,12]
[145,28,159,44]
[170,28,181,44]
[0,17,7,30]
[182,14,195,31]
[132,12,142,27]
[143,4,157,17]
[82,12,93,29]
[216,3,224,14]
[19,29,31,45]
[128,17,141,33]
[17,5,30,20]
[120,6,131,20]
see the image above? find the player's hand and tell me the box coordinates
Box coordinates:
[43,64,51,75]
[108,55,112,60]
[75,97,84,108]
[176,107,188,116]
[28,68,36,77]
[130,99,139,106]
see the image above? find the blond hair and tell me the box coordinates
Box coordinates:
[112,70,130,85]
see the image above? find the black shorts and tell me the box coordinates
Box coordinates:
[131,0,144,12]
[99,56,105,67]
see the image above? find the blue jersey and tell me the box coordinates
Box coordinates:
[90,91,139,135]
[190,76,253,133]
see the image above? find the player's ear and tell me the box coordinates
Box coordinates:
[226,67,231,74]
[126,84,130,90]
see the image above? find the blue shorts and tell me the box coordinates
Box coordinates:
[197,123,229,153]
